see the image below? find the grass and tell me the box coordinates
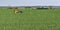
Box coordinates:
[0,8,60,30]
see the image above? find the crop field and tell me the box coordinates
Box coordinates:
[0,8,60,30]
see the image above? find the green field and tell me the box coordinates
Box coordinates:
[0,8,60,30]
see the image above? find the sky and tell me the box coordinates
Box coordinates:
[0,0,60,6]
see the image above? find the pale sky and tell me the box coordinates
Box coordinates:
[0,0,60,6]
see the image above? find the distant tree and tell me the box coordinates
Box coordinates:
[48,6,53,10]
[8,7,12,9]
[25,7,31,8]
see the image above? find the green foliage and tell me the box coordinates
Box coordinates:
[8,7,13,9]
